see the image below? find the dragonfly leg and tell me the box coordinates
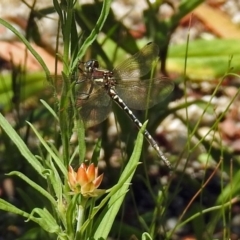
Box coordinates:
[75,78,95,100]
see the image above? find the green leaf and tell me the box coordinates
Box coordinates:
[27,121,67,176]
[28,208,60,233]
[66,194,79,238]
[48,158,64,201]
[207,170,240,234]
[195,100,215,114]
[168,39,240,80]
[93,121,146,238]
[7,171,56,206]
[0,199,60,234]
[0,198,30,217]
[40,99,59,122]
[71,0,112,70]
[0,72,47,111]
[0,113,45,177]
[91,139,102,165]
[142,232,153,240]
[0,19,50,77]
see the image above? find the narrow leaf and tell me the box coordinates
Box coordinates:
[93,121,146,238]
[27,121,67,176]
[0,18,50,77]
[7,171,56,206]
[0,113,45,177]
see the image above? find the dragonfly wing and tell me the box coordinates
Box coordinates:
[76,85,112,128]
[115,79,174,110]
[113,42,159,80]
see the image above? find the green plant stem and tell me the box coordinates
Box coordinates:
[76,204,85,232]
[76,198,87,239]
[57,0,77,166]
[71,0,112,71]
[166,197,239,239]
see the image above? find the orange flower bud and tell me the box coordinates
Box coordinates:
[68,163,104,197]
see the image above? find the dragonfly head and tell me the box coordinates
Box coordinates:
[84,60,99,73]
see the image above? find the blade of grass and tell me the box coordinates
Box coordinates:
[27,121,67,176]
[7,171,56,206]
[0,113,45,177]
[71,0,112,71]
[0,18,50,77]
[93,121,147,238]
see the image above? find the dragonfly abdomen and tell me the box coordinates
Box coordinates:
[108,87,171,168]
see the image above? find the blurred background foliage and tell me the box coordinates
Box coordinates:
[1,0,240,239]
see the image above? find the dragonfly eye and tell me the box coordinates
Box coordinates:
[84,60,99,73]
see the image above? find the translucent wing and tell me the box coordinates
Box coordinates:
[113,42,159,80]
[115,78,174,110]
[48,43,172,127]
[76,85,112,127]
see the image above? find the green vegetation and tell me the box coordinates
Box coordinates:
[0,0,239,239]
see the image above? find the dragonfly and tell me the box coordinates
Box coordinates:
[75,42,174,168]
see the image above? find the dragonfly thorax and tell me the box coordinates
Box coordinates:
[84,59,99,73]
[83,61,115,87]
